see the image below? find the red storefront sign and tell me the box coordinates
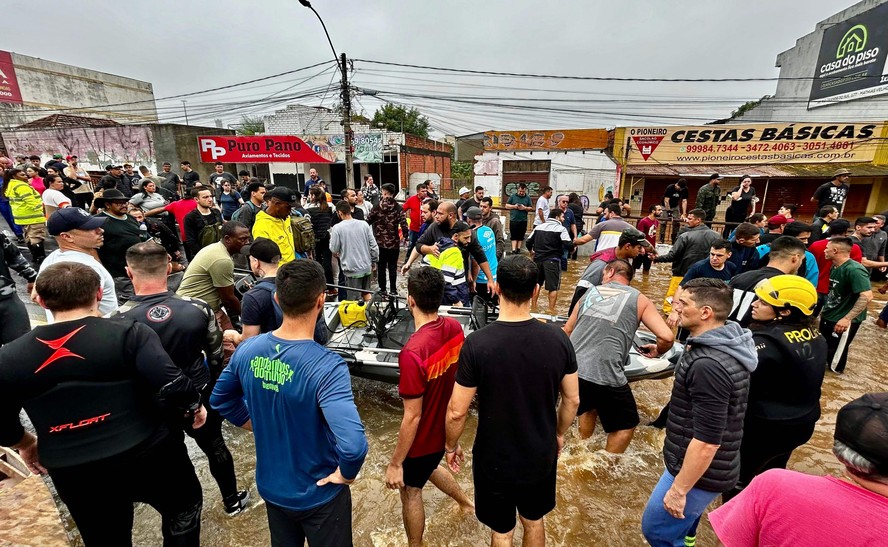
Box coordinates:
[197,135,333,163]
[0,51,23,104]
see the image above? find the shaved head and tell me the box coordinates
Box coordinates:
[439,201,457,216]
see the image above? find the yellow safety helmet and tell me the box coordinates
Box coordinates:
[754,275,818,316]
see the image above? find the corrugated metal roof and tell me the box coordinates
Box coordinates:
[625,162,887,178]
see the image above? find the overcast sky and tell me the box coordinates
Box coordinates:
[6,0,858,133]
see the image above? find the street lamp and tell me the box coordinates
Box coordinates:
[297,0,354,188]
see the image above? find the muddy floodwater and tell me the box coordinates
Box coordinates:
[118,258,888,546]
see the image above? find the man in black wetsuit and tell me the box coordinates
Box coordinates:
[0,262,205,546]
[115,241,250,516]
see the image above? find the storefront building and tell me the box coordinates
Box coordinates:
[473,128,616,207]
[612,122,888,222]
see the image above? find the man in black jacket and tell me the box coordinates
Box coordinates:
[526,209,573,312]
[116,242,249,516]
[641,279,757,547]
[98,165,134,198]
[0,230,37,345]
[0,262,205,546]
[183,187,224,260]
[654,209,720,314]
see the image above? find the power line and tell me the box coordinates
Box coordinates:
[354,58,852,83]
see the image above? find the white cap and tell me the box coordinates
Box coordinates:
[458,186,471,195]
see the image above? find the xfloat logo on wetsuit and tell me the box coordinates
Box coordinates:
[49,413,112,433]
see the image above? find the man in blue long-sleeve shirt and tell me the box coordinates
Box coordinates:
[211,259,368,546]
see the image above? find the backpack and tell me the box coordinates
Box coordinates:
[198,213,223,249]
[290,212,316,253]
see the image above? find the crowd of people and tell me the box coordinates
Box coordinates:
[0,154,887,547]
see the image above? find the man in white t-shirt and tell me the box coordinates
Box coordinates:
[37,208,118,318]
[41,174,72,218]
[534,186,553,226]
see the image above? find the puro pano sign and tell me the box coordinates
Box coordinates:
[809,2,888,108]
[198,136,332,163]
[625,123,884,165]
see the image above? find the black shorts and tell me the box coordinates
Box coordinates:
[403,450,444,489]
[266,487,353,547]
[537,260,561,291]
[509,220,528,241]
[576,378,640,433]
[474,462,557,534]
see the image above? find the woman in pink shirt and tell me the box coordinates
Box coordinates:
[26,166,45,195]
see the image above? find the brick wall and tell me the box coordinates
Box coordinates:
[399,135,452,191]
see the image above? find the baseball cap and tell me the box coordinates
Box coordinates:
[52,153,63,159]
[267,186,298,205]
[451,220,471,233]
[619,227,647,246]
[709,173,723,181]
[47,207,107,235]
[246,237,282,263]
[834,392,888,474]
[465,206,482,220]
[65,155,75,161]
[458,186,471,196]
[833,168,852,177]
[109,165,123,170]
[768,215,789,226]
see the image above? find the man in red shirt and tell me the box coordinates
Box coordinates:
[402,182,428,262]
[635,204,662,273]
[145,187,199,242]
[808,219,863,300]
[385,267,473,546]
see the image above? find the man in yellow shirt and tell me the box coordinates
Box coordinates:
[252,187,297,264]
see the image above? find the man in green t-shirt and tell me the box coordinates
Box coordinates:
[821,236,873,373]
[504,183,534,254]
[176,222,251,357]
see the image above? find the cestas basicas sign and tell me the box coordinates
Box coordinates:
[625,122,884,165]
[198,136,332,163]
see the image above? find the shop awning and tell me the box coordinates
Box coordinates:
[625,162,887,178]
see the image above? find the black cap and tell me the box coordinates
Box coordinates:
[451,220,471,233]
[47,207,107,235]
[247,237,282,263]
[266,186,299,205]
[835,392,888,474]
[709,173,722,181]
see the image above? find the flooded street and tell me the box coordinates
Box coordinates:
[118,256,888,546]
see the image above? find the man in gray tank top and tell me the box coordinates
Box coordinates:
[563,259,674,453]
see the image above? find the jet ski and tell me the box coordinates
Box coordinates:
[322,292,681,385]
[234,270,682,385]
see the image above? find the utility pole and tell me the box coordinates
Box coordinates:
[181,100,189,125]
[340,52,354,189]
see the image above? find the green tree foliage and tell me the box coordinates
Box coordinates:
[730,96,770,120]
[238,115,265,136]
[371,104,430,138]
[451,161,474,182]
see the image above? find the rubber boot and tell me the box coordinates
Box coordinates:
[27,242,46,267]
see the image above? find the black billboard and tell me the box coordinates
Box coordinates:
[808,2,888,108]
